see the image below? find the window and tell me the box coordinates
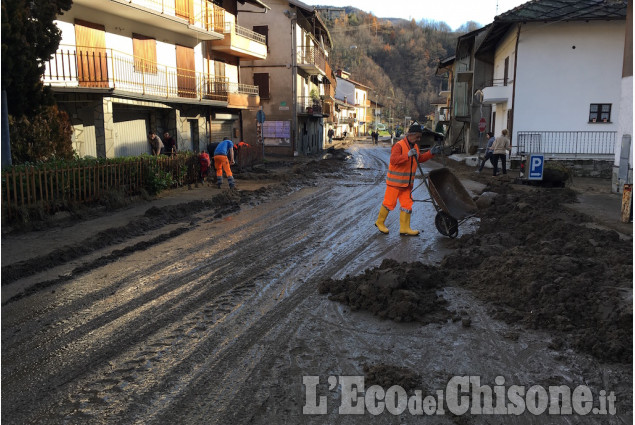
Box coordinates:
[132,33,157,74]
[589,104,612,123]
[503,57,509,86]
[253,25,269,48]
[253,73,270,98]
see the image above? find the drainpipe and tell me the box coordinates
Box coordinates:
[291,13,298,155]
[510,23,521,151]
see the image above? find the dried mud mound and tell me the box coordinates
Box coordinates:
[318,259,452,324]
[442,186,632,364]
[319,180,632,364]
[363,363,422,394]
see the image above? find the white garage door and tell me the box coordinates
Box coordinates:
[210,120,233,143]
[113,108,151,157]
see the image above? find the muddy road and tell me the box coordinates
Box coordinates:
[2,144,631,424]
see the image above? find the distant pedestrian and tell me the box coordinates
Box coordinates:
[476,132,495,173]
[491,129,511,176]
[148,131,163,156]
[213,137,235,189]
[162,132,177,156]
[328,127,334,144]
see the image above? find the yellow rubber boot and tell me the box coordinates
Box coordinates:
[399,210,420,236]
[374,205,390,234]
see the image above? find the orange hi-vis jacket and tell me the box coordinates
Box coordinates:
[386,138,433,188]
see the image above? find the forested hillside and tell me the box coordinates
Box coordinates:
[318,7,481,124]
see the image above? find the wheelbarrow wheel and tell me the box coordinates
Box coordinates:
[435,211,459,238]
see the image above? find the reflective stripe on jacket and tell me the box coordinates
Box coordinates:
[386,138,419,188]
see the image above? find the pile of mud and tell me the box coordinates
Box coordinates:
[442,187,632,364]
[318,259,452,324]
[235,148,350,182]
[363,363,423,394]
[320,182,632,364]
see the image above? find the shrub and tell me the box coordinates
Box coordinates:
[9,105,74,163]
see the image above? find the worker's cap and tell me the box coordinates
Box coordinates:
[407,124,423,134]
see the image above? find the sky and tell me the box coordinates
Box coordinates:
[301,0,528,31]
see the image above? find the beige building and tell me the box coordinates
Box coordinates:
[43,0,268,157]
[334,69,370,137]
[238,0,335,156]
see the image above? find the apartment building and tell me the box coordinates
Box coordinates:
[334,70,370,137]
[43,0,268,157]
[238,0,335,156]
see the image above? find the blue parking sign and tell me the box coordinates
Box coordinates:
[528,154,544,180]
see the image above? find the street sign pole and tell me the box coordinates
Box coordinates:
[256,109,266,160]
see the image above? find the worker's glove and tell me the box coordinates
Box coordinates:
[407,148,418,158]
[430,145,443,155]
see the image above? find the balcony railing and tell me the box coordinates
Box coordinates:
[297,96,323,115]
[112,0,227,34]
[481,78,513,88]
[43,45,232,102]
[297,46,326,73]
[231,23,266,44]
[516,131,616,157]
[225,82,259,95]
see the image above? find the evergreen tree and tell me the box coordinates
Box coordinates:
[1,0,73,117]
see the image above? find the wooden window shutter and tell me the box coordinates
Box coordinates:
[253,25,269,47]
[74,19,108,87]
[253,73,269,99]
[133,33,157,74]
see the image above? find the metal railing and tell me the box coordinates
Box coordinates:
[297,46,326,73]
[121,0,227,34]
[43,45,239,102]
[297,96,323,114]
[232,23,267,44]
[480,78,513,88]
[516,131,616,157]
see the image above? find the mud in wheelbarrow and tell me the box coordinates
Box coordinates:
[424,168,478,238]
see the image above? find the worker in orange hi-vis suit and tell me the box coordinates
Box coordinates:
[375,124,443,236]
[213,137,235,189]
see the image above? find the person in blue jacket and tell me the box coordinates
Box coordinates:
[213,137,235,189]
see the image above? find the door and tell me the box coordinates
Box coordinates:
[176,45,196,98]
[75,20,108,87]
[113,107,151,156]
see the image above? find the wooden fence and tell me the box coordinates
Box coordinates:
[2,155,199,219]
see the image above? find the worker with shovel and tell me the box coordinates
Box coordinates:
[375,123,442,236]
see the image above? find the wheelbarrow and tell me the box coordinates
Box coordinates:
[415,166,478,238]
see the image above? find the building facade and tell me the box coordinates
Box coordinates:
[44,0,268,157]
[475,0,628,181]
[239,0,335,156]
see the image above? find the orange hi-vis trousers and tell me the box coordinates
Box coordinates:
[382,185,414,212]
[214,155,233,178]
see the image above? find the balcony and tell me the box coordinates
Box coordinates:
[482,79,513,105]
[211,20,267,60]
[43,45,230,103]
[297,96,323,116]
[297,46,327,76]
[225,82,261,109]
[73,0,226,40]
[455,62,472,83]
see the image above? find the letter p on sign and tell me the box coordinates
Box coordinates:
[528,154,544,180]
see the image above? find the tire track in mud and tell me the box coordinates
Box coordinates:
[2,149,391,424]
